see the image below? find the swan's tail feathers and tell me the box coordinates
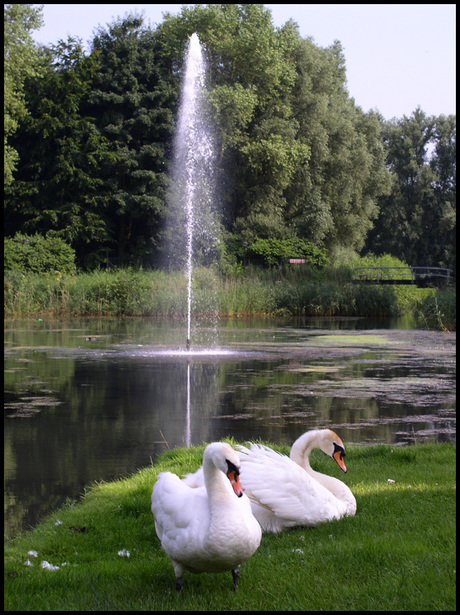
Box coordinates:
[181,467,204,487]
[236,442,287,463]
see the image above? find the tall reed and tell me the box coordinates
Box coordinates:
[3,266,456,330]
[414,287,456,331]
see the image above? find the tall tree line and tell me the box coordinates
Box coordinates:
[364,109,456,269]
[4,4,456,272]
[4,3,43,184]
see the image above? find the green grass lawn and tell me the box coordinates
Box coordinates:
[4,441,456,611]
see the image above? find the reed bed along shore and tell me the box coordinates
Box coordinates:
[4,441,456,611]
[4,266,456,330]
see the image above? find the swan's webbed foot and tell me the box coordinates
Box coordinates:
[232,567,239,590]
[175,577,183,592]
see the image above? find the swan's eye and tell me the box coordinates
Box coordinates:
[226,459,240,476]
[333,443,345,459]
[225,460,244,497]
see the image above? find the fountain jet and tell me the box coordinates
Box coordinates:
[171,33,216,350]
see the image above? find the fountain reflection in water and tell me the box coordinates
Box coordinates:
[186,362,191,447]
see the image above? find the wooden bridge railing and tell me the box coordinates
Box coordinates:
[352,266,454,287]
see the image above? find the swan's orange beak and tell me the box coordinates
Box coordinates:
[333,450,347,473]
[227,470,244,497]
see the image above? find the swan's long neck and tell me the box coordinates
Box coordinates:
[290,431,355,510]
[289,430,322,473]
[202,456,233,512]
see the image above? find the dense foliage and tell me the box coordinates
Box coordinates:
[3,4,456,274]
[364,109,456,270]
[4,232,76,274]
[244,237,327,267]
[4,4,44,184]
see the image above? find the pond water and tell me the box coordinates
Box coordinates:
[4,316,456,538]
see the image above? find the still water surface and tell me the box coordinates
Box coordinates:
[4,316,456,538]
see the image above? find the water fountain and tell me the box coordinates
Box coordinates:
[165,33,217,448]
[169,32,217,350]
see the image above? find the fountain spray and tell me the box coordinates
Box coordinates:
[173,33,214,350]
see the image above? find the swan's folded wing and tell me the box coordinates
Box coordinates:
[151,472,209,537]
[236,445,312,521]
[181,467,204,488]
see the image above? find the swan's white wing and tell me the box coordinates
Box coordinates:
[237,444,344,527]
[152,472,209,558]
[237,445,311,520]
[181,467,204,488]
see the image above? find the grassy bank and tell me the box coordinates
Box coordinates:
[4,266,456,330]
[4,441,456,611]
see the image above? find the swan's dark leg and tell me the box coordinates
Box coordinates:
[232,567,239,590]
[175,576,184,592]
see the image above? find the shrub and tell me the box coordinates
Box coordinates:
[4,233,76,275]
[246,237,327,268]
[352,252,411,280]
[328,245,359,266]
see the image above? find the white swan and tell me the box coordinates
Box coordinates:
[237,429,357,532]
[151,442,262,591]
[182,429,356,533]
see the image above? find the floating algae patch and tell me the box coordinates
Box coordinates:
[287,365,342,373]
[313,334,393,345]
[4,394,64,418]
[308,374,455,406]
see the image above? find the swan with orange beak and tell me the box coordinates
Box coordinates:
[236,429,356,532]
[151,442,261,591]
[183,429,356,533]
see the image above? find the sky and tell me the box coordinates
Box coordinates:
[31,3,456,121]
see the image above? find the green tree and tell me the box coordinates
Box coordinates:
[156,5,307,240]
[4,3,44,185]
[365,108,456,271]
[285,38,391,251]
[427,114,456,270]
[245,237,327,267]
[155,5,390,251]
[86,14,175,266]
[4,38,115,270]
